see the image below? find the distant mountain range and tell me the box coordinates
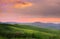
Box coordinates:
[0,22,60,30]
[19,22,60,30]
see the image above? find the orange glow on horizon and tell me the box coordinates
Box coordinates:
[0,17,60,23]
[16,18,60,23]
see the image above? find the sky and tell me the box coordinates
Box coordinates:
[0,0,60,23]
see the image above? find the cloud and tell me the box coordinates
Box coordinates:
[0,0,60,22]
[35,0,60,18]
[16,0,60,18]
[13,2,32,8]
[0,0,32,13]
[0,0,60,18]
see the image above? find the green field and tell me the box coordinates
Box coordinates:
[0,23,60,39]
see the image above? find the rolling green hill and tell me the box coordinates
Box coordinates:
[0,23,60,39]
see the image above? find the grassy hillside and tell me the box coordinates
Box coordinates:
[0,23,60,39]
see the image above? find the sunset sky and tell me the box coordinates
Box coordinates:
[0,0,60,23]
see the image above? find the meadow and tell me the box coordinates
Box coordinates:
[0,23,60,39]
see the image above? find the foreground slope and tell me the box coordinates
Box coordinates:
[0,23,60,39]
